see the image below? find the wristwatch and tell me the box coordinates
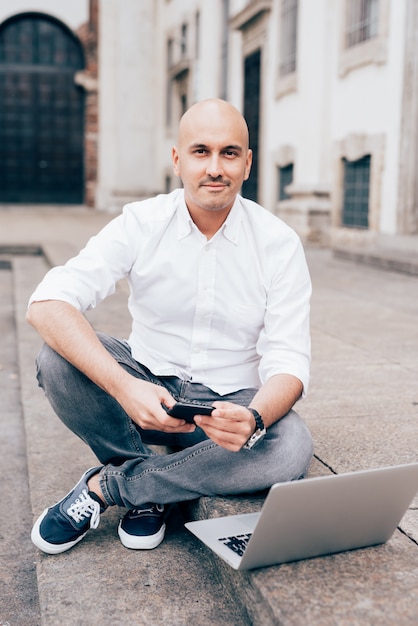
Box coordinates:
[243,408,266,449]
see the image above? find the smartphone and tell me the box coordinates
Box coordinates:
[167,402,214,423]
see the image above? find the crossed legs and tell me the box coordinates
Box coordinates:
[36,334,314,509]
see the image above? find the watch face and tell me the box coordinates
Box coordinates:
[243,428,266,449]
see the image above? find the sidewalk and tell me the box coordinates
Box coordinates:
[1,205,418,625]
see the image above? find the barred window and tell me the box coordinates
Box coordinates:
[180,23,188,57]
[346,0,379,48]
[280,0,298,75]
[278,164,294,200]
[342,155,370,228]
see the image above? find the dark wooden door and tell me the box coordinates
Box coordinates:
[242,50,261,203]
[0,13,85,203]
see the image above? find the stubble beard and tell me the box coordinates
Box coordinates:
[195,178,235,212]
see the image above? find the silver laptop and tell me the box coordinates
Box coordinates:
[185,463,418,570]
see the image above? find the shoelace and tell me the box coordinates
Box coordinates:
[66,488,101,529]
[131,504,164,516]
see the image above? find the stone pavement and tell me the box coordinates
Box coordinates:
[0,205,417,625]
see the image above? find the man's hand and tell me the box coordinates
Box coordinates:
[27,300,196,434]
[115,377,196,434]
[194,401,256,452]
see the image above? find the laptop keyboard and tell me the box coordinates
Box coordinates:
[218,533,252,557]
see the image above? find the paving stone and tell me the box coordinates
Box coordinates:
[2,207,418,625]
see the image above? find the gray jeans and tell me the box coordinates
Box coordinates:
[36,334,314,509]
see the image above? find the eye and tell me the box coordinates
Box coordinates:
[193,148,207,155]
[223,150,239,158]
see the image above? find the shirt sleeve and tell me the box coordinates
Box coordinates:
[28,208,139,312]
[256,235,311,397]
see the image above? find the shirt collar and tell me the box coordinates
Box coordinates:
[175,190,243,244]
[221,196,242,245]
[176,192,194,240]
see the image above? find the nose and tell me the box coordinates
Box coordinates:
[206,154,223,179]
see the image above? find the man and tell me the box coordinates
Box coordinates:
[28,99,313,555]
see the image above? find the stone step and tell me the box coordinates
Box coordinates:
[13,254,253,626]
[10,250,340,626]
[0,258,41,626]
[332,234,418,277]
[10,239,418,626]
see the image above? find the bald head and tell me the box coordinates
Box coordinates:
[178,99,250,151]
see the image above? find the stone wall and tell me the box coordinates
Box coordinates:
[76,0,99,208]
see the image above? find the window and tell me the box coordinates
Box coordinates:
[166,38,174,126]
[180,23,188,57]
[342,155,370,228]
[279,0,298,76]
[278,163,293,200]
[220,0,229,100]
[165,175,171,194]
[165,22,191,128]
[195,11,200,59]
[180,92,187,115]
[167,38,174,68]
[346,0,379,48]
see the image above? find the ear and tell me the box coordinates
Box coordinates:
[243,149,253,181]
[172,146,181,177]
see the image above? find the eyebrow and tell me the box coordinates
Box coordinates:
[189,143,244,153]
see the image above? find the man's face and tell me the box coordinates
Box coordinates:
[172,101,252,215]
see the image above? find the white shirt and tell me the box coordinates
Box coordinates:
[29,189,311,396]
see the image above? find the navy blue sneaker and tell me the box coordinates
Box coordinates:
[31,467,106,554]
[118,504,166,550]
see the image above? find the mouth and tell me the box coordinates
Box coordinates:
[200,180,230,190]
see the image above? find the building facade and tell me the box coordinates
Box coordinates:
[1,0,417,247]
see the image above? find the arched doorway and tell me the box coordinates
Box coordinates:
[0,13,85,203]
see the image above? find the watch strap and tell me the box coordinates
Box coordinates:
[243,408,267,450]
[247,407,265,431]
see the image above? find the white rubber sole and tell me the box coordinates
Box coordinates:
[118,522,166,550]
[31,508,88,555]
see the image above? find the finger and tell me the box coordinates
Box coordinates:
[158,388,176,409]
[133,405,190,432]
[211,405,247,422]
[196,414,247,434]
[203,428,244,452]
[211,400,235,412]
[196,418,246,446]
[158,412,197,433]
